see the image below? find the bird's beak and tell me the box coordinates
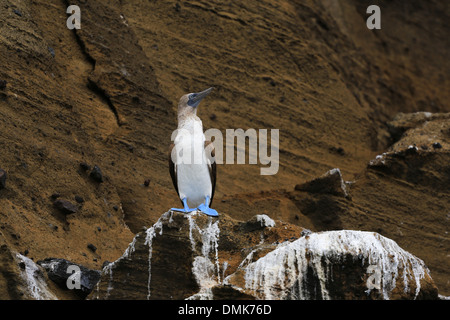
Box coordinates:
[190,87,214,106]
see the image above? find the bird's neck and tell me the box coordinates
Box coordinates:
[175,116,205,149]
[178,114,202,132]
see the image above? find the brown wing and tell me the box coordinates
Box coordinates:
[204,140,216,206]
[168,143,181,203]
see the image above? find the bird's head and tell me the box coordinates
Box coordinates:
[178,87,214,119]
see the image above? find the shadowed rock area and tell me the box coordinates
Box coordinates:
[0,0,448,299]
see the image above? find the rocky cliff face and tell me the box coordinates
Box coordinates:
[88,210,437,300]
[0,209,440,300]
[0,0,448,299]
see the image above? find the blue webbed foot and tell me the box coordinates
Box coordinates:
[197,196,219,217]
[171,198,197,213]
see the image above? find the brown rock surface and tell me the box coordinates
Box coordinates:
[90,211,303,300]
[90,211,438,300]
[0,0,448,298]
[0,235,78,300]
[225,230,438,300]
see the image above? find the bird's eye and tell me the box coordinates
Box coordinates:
[187,93,200,107]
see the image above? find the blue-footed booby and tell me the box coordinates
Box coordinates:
[169,87,218,217]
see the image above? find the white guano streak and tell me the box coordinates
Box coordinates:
[243,230,429,300]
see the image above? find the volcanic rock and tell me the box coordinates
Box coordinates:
[53,199,78,215]
[295,168,348,198]
[89,165,103,183]
[0,169,6,189]
[239,214,276,232]
[225,230,438,300]
[89,211,438,300]
[37,258,101,299]
[0,240,58,300]
[89,211,303,300]
[79,162,91,171]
